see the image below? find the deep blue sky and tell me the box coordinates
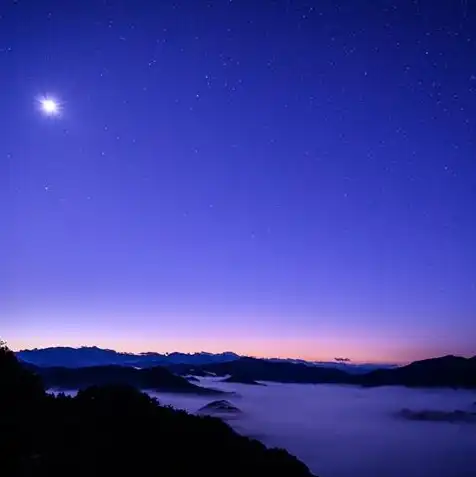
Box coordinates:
[2,0,475,362]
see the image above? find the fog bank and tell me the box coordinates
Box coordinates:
[151,379,476,477]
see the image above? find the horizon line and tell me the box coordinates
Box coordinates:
[11,343,438,366]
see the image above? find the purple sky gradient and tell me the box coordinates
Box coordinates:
[2,0,476,362]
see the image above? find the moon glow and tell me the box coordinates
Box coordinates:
[39,97,60,115]
[41,98,58,115]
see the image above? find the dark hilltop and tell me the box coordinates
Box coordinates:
[1,342,316,477]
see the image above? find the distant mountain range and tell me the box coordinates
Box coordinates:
[15,346,393,373]
[16,347,476,390]
[16,346,240,368]
[198,355,476,388]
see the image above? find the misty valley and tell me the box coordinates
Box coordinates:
[48,379,476,477]
[22,347,474,477]
[4,344,476,477]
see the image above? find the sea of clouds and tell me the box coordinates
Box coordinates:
[151,378,476,477]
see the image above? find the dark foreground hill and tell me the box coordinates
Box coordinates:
[0,343,315,477]
[36,364,222,394]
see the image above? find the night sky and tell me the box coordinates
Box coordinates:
[3,0,475,363]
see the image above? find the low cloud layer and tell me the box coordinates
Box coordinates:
[152,379,476,477]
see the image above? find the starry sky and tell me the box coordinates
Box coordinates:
[2,0,475,363]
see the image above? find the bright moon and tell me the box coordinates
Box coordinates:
[41,98,58,115]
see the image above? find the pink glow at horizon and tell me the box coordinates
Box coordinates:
[5,303,474,366]
[6,325,474,365]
